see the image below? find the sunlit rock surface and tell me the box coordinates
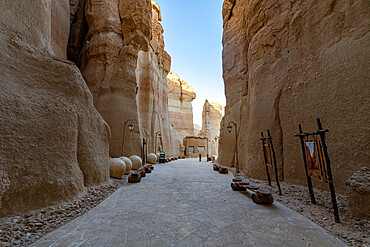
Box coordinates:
[218,0,247,168]
[0,0,110,217]
[199,100,224,157]
[219,0,370,192]
[136,1,181,157]
[167,72,197,144]
[76,0,152,157]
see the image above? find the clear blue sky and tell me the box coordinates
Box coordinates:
[155,0,226,126]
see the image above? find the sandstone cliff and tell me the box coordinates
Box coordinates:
[199,100,224,157]
[136,1,181,157]
[0,0,110,216]
[218,0,247,167]
[167,72,197,143]
[69,0,180,158]
[71,0,152,158]
[220,0,370,192]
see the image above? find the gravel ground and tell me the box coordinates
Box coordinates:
[0,178,127,246]
[229,168,370,247]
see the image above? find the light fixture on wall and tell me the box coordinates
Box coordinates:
[227,121,239,173]
[155,131,162,153]
[121,120,134,156]
[206,129,211,157]
[128,123,134,131]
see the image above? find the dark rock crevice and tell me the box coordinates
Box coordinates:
[67,0,88,67]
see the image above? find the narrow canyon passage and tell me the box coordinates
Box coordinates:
[33,159,345,247]
[0,0,368,246]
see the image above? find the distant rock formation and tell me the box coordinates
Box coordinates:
[136,1,181,157]
[167,72,196,143]
[199,100,224,157]
[0,0,110,217]
[193,124,202,136]
[219,0,370,192]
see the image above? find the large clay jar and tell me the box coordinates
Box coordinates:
[109,158,126,179]
[147,153,157,164]
[129,155,142,170]
[119,157,133,175]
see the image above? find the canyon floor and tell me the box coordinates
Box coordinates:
[31,159,346,247]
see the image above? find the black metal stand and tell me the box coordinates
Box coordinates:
[317,119,340,223]
[295,125,316,204]
[260,132,272,186]
[295,119,340,223]
[260,131,282,195]
[142,138,147,164]
[267,130,282,195]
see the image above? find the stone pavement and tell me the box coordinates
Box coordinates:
[33,159,347,247]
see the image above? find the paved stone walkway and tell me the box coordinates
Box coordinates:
[33,159,346,247]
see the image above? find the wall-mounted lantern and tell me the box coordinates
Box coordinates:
[227,121,239,173]
[121,120,134,156]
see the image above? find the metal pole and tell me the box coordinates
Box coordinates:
[297,124,316,204]
[206,129,211,158]
[267,130,282,195]
[227,121,239,173]
[121,120,131,156]
[261,132,272,186]
[155,131,159,154]
[234,122,239,173]
[317,119,340,223]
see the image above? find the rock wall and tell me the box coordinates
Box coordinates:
[220,0,370,192]
[218,0,247,167]
[199,100,224,157]
[136,2,180,157]
[0,0,110,216]
[167,72,196,142]
[77,0,152,157]
[51,0,70,58]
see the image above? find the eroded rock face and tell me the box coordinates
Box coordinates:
[136,2,181,157]
[51,0,70,58]
[199,100,224,157]
[218,0,247,167]
[219,0,370,192]
[0,0,110,216]
[167,72,196,143]
[78,0,152,157]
